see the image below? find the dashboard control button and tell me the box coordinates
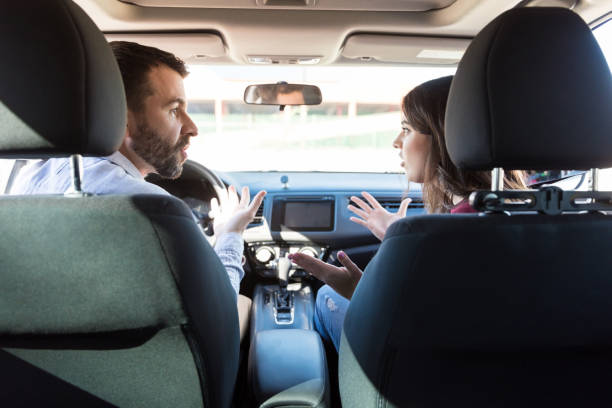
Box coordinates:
[298,246,318,258]
[255,246,276,264]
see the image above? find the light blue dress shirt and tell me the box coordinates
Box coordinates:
[12,152,245,296]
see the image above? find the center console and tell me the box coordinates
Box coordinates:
[248,256,330,408]
[247,195,334,279]
[250,282,314,335]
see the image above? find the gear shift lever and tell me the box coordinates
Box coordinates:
[277,256,291,293]
[273,255,293,323]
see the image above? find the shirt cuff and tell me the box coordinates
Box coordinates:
[214,232,245,297]
[214,232,243,254]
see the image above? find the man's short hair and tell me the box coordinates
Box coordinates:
[110,41,188,112]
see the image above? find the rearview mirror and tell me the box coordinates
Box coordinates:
[244,83,322,106]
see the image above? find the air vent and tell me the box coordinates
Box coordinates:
[250,204,265,226]
[410,199,425,209]
[375,197,424,211]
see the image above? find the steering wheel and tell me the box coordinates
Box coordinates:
[186,159,227,193]
[184,160,227,237]
[145,159,228,241]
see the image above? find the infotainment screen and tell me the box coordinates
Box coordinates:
[271,197,335,231]
[284,202,332,229]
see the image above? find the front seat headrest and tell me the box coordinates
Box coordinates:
[0,0,126,158]
[446,7,612,171]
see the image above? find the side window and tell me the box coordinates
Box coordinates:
[526,170,581,186]
[0,159,16,194]
[0,159,30,195]
[593,18,612,71]
[593,18,612,190]
[525,170,586,190]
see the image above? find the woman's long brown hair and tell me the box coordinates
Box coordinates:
[403,76,526,213]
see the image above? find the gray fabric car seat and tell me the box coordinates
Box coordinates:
[339,7,612,408]
[0,2,239,407]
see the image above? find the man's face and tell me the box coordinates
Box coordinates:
[276,90,305,105]
[128,64,198,179]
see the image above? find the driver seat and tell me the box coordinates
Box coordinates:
[0,1,239,407]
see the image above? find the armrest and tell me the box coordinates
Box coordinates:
[248,329,330,408]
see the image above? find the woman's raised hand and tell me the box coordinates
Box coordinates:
[348,191,411,241]
[288,251,362,300]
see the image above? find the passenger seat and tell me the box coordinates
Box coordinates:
[338,7,612,407]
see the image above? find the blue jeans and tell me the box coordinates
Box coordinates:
[313,285,350,352]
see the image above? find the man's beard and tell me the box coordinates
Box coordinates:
[131,119,189,179]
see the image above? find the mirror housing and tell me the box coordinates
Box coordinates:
[244,83,322,107]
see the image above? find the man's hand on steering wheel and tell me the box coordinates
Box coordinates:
[210,185,266,237]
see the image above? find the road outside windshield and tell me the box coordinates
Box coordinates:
[184,65,455,172]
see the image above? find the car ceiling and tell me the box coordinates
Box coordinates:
[76,0,611,66]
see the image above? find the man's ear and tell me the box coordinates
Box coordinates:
[118,113,148,176]
[122,110,136,147]
[120,125,131,151]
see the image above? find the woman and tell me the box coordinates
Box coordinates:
[289,75,525,351]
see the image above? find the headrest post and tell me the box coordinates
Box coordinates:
[591,168,600,191]
[491,167,504,192]
[65,154,84,196]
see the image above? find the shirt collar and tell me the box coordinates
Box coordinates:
[103,151,144,180]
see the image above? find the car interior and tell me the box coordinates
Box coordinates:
[1,0,611,407]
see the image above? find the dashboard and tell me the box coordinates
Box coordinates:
[149,162,425,280]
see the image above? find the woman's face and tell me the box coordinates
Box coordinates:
[393,113,431,183]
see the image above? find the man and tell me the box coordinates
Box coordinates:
[12,41,265,298]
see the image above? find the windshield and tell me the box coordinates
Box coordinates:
[184,65,455,172]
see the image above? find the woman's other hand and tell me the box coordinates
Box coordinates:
[288,251,362,300]
[348,191,411,241]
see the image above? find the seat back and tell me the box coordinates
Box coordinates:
[341,214,612,406]
[0,2,239,407]
[339,7,612,407]
[0,195,239,408]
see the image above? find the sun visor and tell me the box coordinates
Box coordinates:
[341,34,469,64]
[105,33,226,63]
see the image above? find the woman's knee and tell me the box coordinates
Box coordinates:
[314,285,349,351]
[316,285,335,306]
